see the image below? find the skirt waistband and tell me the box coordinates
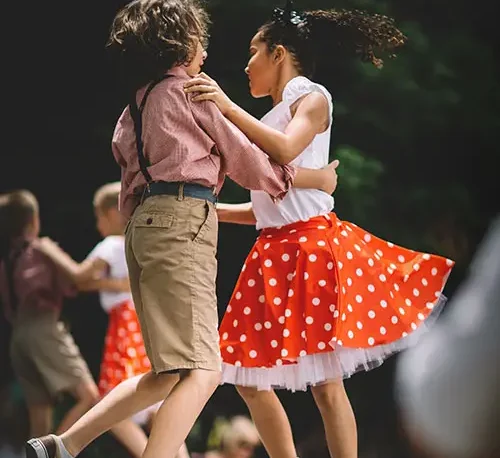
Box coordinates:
[260,213,337,239]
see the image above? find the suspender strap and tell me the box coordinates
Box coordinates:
[5,242,29,313]
[129,75,172,185]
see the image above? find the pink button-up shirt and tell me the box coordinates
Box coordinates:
[112,67,296,218]
[0,239,75,324]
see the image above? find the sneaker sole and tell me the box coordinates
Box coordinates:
[26,438,51,458]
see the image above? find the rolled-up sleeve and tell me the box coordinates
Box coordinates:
[190,99,296,200]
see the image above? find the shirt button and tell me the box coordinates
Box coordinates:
[146,218,153,225]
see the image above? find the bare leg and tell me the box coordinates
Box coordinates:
[28,403,53,438]
[61,371,179,456]
[142,369,221,458]
[110,419,149,458]
[311,381,357,458]
[55,381,100,434]
[236,386,297,458]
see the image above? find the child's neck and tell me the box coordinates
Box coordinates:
[271,66,301,106]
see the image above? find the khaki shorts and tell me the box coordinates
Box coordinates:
[125,194,221,373]
[10,316,93,404]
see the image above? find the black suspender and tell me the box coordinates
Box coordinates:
[129,75,172,186]
[5,241,29,313]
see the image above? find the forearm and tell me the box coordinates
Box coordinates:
[216,202,256,225]
[294,167,329,191]
[226,104,290,164]
[79,277,130,293]
[46,250,92,284]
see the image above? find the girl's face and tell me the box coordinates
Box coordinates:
[245,32,278,98]
[184,39,208,76]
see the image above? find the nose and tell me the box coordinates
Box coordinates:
[244,66,249,75]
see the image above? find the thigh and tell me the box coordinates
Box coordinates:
[129,195,220,373]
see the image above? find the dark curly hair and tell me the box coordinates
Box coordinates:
[259,6,406,79]
[107,0,210,92]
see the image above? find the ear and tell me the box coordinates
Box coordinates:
[272,45,287,65]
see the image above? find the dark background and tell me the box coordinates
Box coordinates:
[2,0,499,456]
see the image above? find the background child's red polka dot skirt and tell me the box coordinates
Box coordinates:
[219,213,454,391]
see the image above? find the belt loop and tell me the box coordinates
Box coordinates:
[139,185,148,205]
[177,182,185,201]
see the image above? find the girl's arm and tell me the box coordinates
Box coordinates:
[216,202,257,225]
[78,277,131,293]
[34,238,107,289]
[185,73,330,166]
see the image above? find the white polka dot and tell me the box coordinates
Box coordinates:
[324,323,332,331]
[333,238,340,245]
[278,316,285,324]
[306,316,314,325]
[317,240,326,247]
[276,359,283,366]
[368,310,376,319]
[259,295,265,303]
[368,337,375,346]
[241,264,247,272]
[301,330,306,339]
[387,268,395,275]
[356,268,363,277]
[391,316,398,324]
[390,291,395,299]
[342,286,346,295]
[368,258,374,267]
[418,313,425,321]
[258,268,263,275]
[264,259,273,268]
[244,307,251,315]
[403,275,410,283]
[347,330,354,339]
[422,278,428,286]
[299,236,308,243]
[354,244,361,252]
[368,284,375,293]
[309,254,317,262]
[394,283,400,291]
[341,230,348,237]
[379,274,387,282]
[283,329,290,338]
[240,334,247,342]
[380,326,387,335]
[249,350,257,358]
[337,340,343,346]
[274,297,282,306]
[333,310,340,318]
[347,304,353,312]
[446,259,453,266]
[337,261,343,270]
[413,288,420,297]
[289,229,297,234]
[285,309,292,317]
[404,298,412,307]
[248,279,256,287]
[254,323,262,331]
[423,254,431,260]
[226,305,232,313]
[399,307,406,315]
[376,249,384,257]
[280,239,288,244]
[347,277,353,286]
[286,273,293,281]
[222,332,228,340]
[235,361,242,367]
[282,253,290,262]
[318,342,326,350]
[411,322,417,330]
[329,304,336,312]
[327,262,334,270]
[264,243,270,250]
[346,251,353,260]
[435,291,441,298]
[233,319,239,327]
[356,321,363,330]
[387,242,394,248]
[264,321,272,329]
[288,289,294,298]
[318,225,326,229]
[269,278,277,286]
[364,234,372,243]
[355,295,363,304]
[431,267,438,276]
[227,346,234,353]
[413,263,421,271]
[312,297,321,306]
[299,350,307,357]
[318,279,327,287]
[252,252,259,259]
[304,272,309,280]
[398,255,405,263]
[281,349,288,357]
[402,332,408,337]
[127,347,137,358]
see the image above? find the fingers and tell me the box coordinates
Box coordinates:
[197,72,212,81]
[331,159,340,168]
[191,92,218,102]
[184,84,215,94]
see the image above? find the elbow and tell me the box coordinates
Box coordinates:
[273,142,297,166]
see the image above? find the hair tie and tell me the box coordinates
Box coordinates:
[272,0,305,26]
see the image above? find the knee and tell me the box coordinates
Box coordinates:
[236,385,267,404]
[77,382,100,407]
[311,381,347,411]
[181,369,222,392]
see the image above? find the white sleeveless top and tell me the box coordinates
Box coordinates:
[251,76,335,230]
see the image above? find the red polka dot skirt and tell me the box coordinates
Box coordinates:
[219,213,454,391]
[98,300,151,396]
